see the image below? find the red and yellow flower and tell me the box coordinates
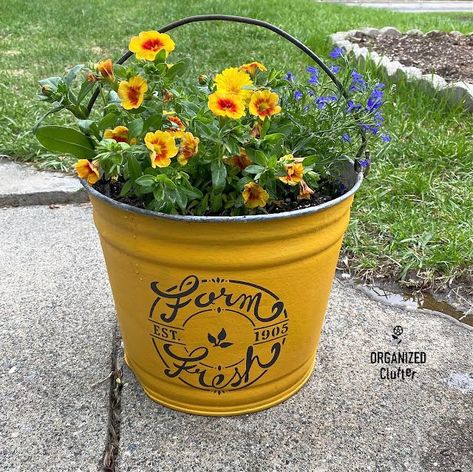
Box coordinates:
[174,132,200,166]
[298,180,314,200]
[279,161,304,186]
[129,31,175,61]
[249,90,281,120]
[239,61,267,77]
[214,67,253,101]
[144,130,178,168]
[118,76,148,110]
[226,149,252,170]
[103,126,136,144]
[208,91,245,119]
[166,114,186,131]
[94,59,114,81]
[74,159,100,184]
[242,182,269,208]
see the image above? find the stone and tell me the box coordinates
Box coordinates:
[418,74,448,93]
[0,204,115,469]
[379,26,402,37]
[0,156,88,207]
[406,29,424,36]
[439,82,473,111]
[361,27,380,37]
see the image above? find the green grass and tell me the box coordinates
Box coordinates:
[0,0,472,287]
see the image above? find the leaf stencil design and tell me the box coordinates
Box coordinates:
[208,328,233,348]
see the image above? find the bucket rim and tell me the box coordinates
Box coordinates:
[82,171,362,224]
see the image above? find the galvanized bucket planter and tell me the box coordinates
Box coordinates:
[85,15,365,416]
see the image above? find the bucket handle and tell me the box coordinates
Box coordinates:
[86,14,367,165]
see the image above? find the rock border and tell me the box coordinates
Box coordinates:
[330,27,473,111]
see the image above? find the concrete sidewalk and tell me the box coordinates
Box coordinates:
[1,162,472,471]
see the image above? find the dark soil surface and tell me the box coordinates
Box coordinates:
[93,179,343,216]
[352,31,473,83]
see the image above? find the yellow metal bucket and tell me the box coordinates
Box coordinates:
[85,163,362,416]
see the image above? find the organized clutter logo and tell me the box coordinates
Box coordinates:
[370,326,427,381]
[148,275,288,394]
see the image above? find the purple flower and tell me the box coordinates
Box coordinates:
[374,82,385,90]
[330,64,341,74]
[381,134,391,142]
[374,112,384,125]
[306,66,318,74]
[294,90,303,101]
[307,69,319,85]
[284,71,295,82]
[349,70,367,92]
[342,132,351,143]
[347,100,362,113]
[366,87,384,112]
[314,95,337,109]
[362,123,380,135]
[308,90,315,97]
[359,158,370,169]
[329,47,343,59]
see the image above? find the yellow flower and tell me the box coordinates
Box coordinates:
[94,59,114,81]
[144,130,178,168]
[214,67,253,101]
[242,182,269,209]
[226,149,252,170]
[249,90,281,120]
[175,132,200,166]
[74,159,100,184]
[279,162,304,186]
[118,76,148,110]
[298,179,314,200]
[103,126,136,144]
[239,61,267,77]
[129,31,175,61]
[208,92,245,119]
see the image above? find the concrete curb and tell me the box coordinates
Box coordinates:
[0,156,88,207]
[330,28,473,111]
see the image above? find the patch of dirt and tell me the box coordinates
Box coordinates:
[352,31,473,83]
[93,178,344,216]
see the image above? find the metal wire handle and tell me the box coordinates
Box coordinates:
[86,14,367,162]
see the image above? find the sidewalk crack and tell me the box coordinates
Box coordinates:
[101,324,123,472]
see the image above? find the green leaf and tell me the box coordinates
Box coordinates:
[143,113,162,132]
[211,158,227,192]
[128,118,144,139]
[302,155,318,166]
[244,165,265,175]
[260,118,271,138]
[98,112,118,131]
[77,80,95,104]
[135,175,156,188]
[35,125,95,158]
[78,120,100,139]
[119,180,133,197]
[153,49,167,65]
[264,133,285,143]
[113,64,127,79]
[210,191,223,212]
[64,64,84,85]
[126,155,142,180]
[253,150,268,167]
[165,59,190,81]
